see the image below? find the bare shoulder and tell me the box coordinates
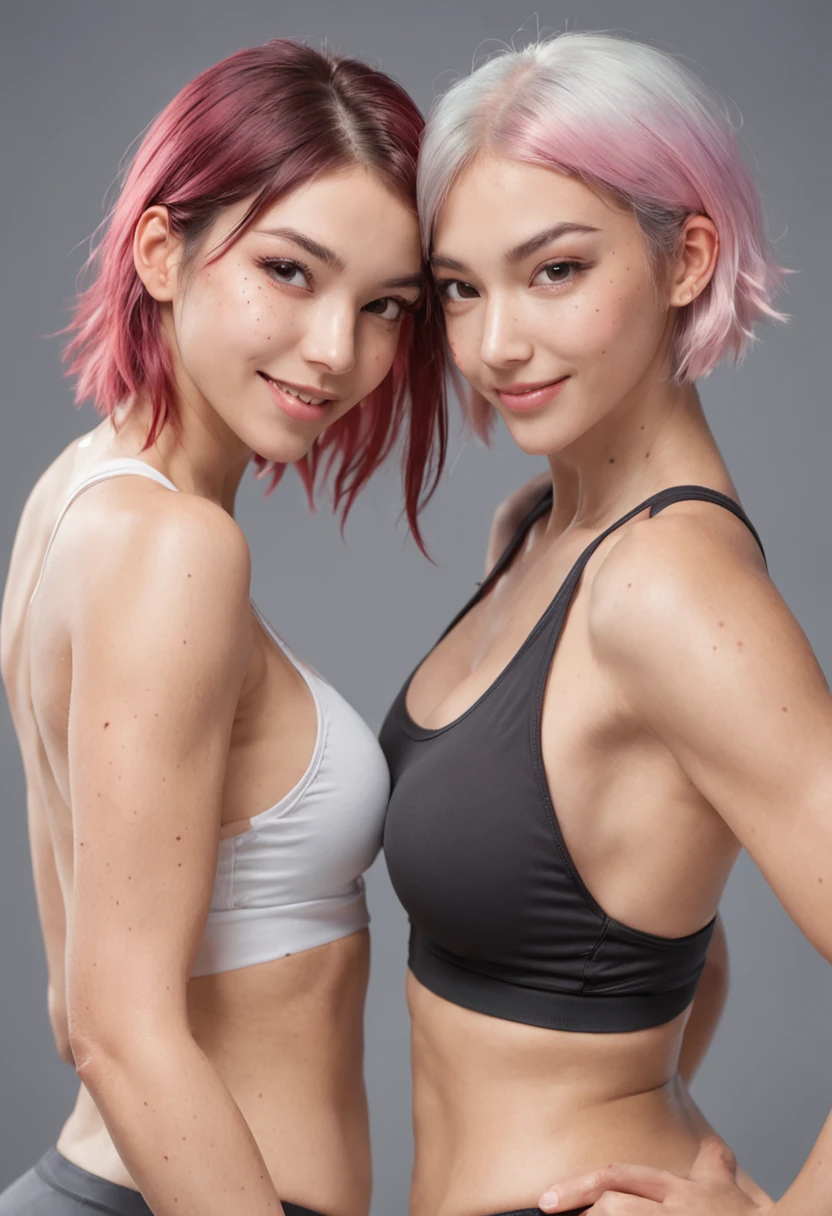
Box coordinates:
[71,484,252,629]
[485,470,551,575]
[587,502,778,671]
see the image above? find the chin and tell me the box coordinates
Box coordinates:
[249,425,323,466]
[259,439,317,466]
[501,419,569,458]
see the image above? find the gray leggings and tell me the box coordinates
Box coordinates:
[0,1148,327,1215]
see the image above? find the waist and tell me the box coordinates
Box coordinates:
[408,972,699,1216]
[408,966,688,1101]
[412,1067,698,1216]
[61,935,372,1202]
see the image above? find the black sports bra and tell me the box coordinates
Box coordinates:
[380,486,765,1034]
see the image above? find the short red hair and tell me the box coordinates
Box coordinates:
[64,40,448,549]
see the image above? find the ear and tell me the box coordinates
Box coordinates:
[133,206,184,303]
[668,214,719,308]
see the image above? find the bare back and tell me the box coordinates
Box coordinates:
[1,424,373,1216]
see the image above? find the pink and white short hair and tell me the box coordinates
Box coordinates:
[418,32,786,428]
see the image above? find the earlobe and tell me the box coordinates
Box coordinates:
[669,215,719,308]
[133,205,181,302]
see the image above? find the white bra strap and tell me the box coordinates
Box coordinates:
[29,459,179,607]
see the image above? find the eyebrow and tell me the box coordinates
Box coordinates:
[431,222,600,274]
[506,222,600,263]
[254,226,423,293]
[255,227,347,272]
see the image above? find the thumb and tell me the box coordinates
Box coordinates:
[688,1135,737,1185]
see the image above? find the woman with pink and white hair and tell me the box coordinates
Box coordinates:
[380,31,829,1216]
[0,38,447,1216]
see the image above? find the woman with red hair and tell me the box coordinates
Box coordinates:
[0,39,446,1216]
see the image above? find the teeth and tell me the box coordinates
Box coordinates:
[266,375,326,406]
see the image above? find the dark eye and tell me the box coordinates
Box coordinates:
[532,261,579,286]
[363,297,405,321]
[257,258,310,288]
[439,280,480,302]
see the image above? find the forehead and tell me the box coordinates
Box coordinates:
[434,154,629,251]
[257,166,421,262]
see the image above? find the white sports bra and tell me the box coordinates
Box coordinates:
[31,457,390,976]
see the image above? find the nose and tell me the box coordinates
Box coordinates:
[300,299,356,376]
[479,293,533,370]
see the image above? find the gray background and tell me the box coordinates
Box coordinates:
[0,0,829,1210]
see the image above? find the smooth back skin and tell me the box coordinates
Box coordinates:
[1,6,830,1215]
[397,155,832,1215]
[1,167,422,1216]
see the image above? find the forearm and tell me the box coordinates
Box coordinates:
[775,1107,832,1215]
[77,1029,284,1216]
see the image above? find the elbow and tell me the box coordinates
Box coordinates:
[67,994,136,1089]
[67,1021,114,1089]
[67,997,189,1092]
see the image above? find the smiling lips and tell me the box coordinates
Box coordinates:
[495,376,570,413]
[258,371,338,423]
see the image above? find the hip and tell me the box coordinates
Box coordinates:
[0,1149,332,1216]
[410,1075,702,1216]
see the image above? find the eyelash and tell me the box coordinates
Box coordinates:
[438,259,589,302]
[256,255,314,290]
[255,256,418,323]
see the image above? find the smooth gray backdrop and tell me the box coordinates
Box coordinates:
[1,1,829,1211]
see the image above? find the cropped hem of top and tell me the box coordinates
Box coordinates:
[381,485,766,1034]
[30,457,389,978]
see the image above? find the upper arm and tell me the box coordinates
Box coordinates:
[590,516,832,962]
[66,499,252,1054]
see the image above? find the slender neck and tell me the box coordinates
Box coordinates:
[107,389,252,516]
[544,378,728,538]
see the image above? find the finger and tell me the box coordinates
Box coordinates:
[688,1135,737,1184]
[538,1164,674,1211]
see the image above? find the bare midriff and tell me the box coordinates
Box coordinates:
[58,929,371,1216]
[408,973,704,1216]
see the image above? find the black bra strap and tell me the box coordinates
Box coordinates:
[440,483,763,646]
[649,485,766,565]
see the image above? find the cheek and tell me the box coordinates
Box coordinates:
[563,269,663,369]
[444,314,478,375]
[355,323,401,392]
[176,265,299,368]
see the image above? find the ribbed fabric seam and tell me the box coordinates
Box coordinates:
[579,917,610,993]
